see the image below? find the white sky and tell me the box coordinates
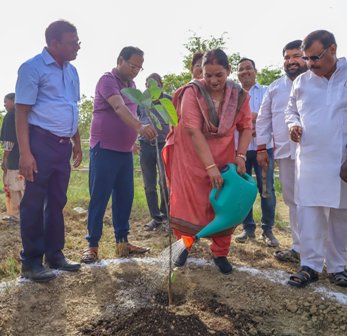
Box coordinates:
[1,0,347,98]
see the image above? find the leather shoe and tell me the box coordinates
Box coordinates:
[174,249,189,267]
[47,258,81,272]
[213,257,233,275]
[22,264,56,282]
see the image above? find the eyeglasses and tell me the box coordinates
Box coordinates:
[302,48,328,62]
[126,61,143,72]
[62,40,81,47]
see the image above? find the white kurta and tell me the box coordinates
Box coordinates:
[256,76,297,159]
[285,58,347,208]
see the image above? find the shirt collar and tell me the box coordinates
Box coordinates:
[112,68,134,87]
[251,82,261,90]
[41,47,70,68]
[41,48,56,65]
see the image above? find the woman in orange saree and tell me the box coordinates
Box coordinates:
[163,49,253,274]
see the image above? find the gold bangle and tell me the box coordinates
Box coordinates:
[236,153,246,161]
[205,163,216,170]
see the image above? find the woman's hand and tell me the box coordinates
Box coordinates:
[340,159,347,183]
[235,156,246,175]
[207,166,224,189]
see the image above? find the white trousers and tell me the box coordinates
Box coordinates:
[298,206,347,273]
[278,157,300,253]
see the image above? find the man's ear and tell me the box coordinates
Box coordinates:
[330,43,337,55]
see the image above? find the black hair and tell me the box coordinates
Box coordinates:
[237,57,256,70]
[191,52,204,70]
[282,40,302,56]
[202,48,229,70]
[45,20,77,45]
[4,93,15,101]
[117,46,144,63]
[301,30,336,51]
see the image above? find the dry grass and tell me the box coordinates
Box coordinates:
[0,156,294,281]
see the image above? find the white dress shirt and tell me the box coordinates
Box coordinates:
[256,76,296,159]
[285,58,347,208]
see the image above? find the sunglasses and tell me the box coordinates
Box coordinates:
[302,48,328,62]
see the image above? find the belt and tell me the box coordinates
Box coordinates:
[30,125,71,144]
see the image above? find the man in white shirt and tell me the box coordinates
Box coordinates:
[285,30,347,288]
[235,58,278,247]
[256,40,307,262]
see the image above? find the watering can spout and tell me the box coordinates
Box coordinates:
[181,235,195,250]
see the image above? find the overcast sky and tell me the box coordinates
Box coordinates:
[1,0,346,99]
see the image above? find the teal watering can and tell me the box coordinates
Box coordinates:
[182,164,257,249]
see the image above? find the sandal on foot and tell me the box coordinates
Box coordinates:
[288,266,318,288]
[329,270,347,287]
[81,247,98,264]
[274,249,300,263]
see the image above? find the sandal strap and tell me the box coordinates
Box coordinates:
[290,266,318,282]
[331,270,347,281]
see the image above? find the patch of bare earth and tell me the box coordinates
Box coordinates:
[1,216,347,336]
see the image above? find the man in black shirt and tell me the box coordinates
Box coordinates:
[0,93,24,222]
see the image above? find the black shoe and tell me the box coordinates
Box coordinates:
[213,257,233,275]
[234,230,256,243]
[144,219,162,231]
[174,249,189,267]
[262,231,279,247]
[21,264,56,283]
[47,258,81,272]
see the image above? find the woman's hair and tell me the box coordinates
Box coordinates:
[202,49,229,69]
[146,73,163,88]
[191,52,204,70]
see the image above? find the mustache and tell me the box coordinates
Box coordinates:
[288,62,300,67]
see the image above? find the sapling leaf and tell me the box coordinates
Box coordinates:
[121,88,146,107]
[159,98,178,126]
[153,104,170,124]
[147,78,162,101]
[150,112,162,130]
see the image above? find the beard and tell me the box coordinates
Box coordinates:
[285,63,308,80]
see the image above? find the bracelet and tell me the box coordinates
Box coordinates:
[205,163,217,170]
[256,149,267,154]
[236,153,246,161]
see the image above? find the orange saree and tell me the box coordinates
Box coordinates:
[163,80,252,256]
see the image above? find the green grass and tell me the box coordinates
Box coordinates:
[0,257,20,279]
[0,146,289,281]
[66,148,149,221]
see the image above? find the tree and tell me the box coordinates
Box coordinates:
[78,95,93,139]
[256,66,283,86]
[162,32,241,95]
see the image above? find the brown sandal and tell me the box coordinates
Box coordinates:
[81,247,98,264]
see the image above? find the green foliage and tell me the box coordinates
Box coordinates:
[162,72,192,95]
[78,95,93,139]
[162,32,241,95]
[121,79,178,128]
[256,66,283,86]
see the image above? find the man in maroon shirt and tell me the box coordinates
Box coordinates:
[81,46,156,263]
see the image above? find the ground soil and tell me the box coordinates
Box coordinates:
[0,211,347,336]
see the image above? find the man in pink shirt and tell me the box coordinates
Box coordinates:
[81,46,156,263]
